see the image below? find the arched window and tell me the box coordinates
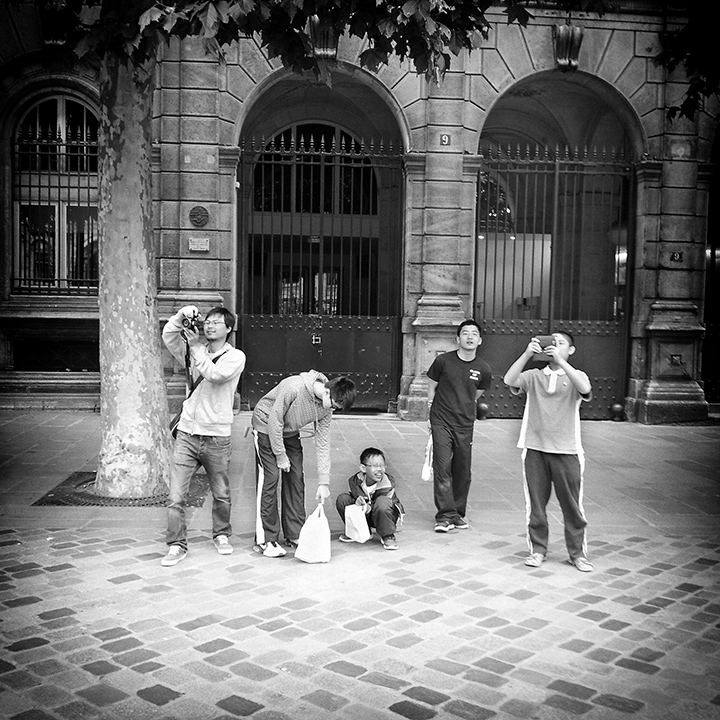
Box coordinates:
[253,123,378,216]
[13,95,99,294]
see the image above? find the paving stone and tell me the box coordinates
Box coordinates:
[216,694,265,716]
[136,683,184,706]
[325,660,367,677]
[615,657,661,674]
[593,693,645,713]
[176,614,226,631]
[1,670,43,689]
[360,671,410,690]
[443,699,497,720]
[131,661,164,674]
[8,710,58,720]
[26,659,67,677]
[99,637,142,654]
[302,689,349,711]
[585,647,621,663]
[204,648,249,666]
[344,618,377,631]
[388,699,437,719]
[499,698,537,718]
[229,662,278,681]
[547,679,596,700]
[194,638,234,653]
[26,683,76,707]
[386,634,423,649]
[631,646,665,662]
[92,627,130,642]
[402,686,450,705]
[38,608,77,621]
[74,683,130,707]
[544,693,593,715]
[54,699,103,719]
[80,660,121,676]
[426,659,469,676]
[5,638,50,652]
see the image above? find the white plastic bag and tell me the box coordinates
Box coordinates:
[295,503,331,563]
[421,436,433,482]
[344,503,371,543]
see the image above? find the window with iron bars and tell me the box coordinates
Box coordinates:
[12,96,99,294]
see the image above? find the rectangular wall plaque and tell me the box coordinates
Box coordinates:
[189,237,210,252]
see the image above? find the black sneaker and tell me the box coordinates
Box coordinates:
[454,517,469,529]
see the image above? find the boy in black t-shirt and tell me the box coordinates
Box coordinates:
[427,319,492,532]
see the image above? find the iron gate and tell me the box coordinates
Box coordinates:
[474,145,634,419]
[238,125,403,410]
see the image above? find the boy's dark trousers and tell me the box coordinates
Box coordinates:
[523,448,588,560]
[431,421,473,523]
[336,493,398,538]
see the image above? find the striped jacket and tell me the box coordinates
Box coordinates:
[251,370,332,476]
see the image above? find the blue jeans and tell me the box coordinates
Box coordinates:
[166,431,233,549]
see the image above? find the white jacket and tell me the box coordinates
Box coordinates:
[163,315,246,437]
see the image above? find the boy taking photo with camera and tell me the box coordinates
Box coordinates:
[503,332,594,572]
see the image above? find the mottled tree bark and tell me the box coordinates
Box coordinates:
[94,50,171,497]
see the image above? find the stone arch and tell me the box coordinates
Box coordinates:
[232,62,410,151]
[478,69,645,158]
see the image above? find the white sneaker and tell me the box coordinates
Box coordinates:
[213,535,233,555]
[161,545,187,567]
[261,541,286,558]
[253,541,287,557]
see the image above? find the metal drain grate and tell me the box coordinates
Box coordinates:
[33,471,209,508]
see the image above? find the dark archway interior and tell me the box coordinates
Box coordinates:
[241,70,403,148]
[481,70,639,156]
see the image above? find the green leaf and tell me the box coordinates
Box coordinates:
[359,46,389,72]
[402,0,420,18]
[377,18,396,37]
[139,6,164,33]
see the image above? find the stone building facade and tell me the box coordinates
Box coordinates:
[0,3,716,422]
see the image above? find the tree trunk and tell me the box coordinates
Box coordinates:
[94,51,172,497]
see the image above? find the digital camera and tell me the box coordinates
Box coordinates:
[182,310,202,333]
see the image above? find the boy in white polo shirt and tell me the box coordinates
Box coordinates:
[503,331,593,572]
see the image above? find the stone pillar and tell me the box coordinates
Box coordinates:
[397,73,479,419]
[628,301,706,423]
[397,294,468,420]
[626,130,709,422]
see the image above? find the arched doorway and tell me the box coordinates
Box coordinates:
[475,72,641,419]
[236,75,405,410]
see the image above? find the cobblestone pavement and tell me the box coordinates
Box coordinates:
[0,411,719,720]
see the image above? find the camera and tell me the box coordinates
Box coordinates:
[182,310,202,333]
[533,335,555,361]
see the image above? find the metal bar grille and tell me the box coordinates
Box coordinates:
[12,100,99,295]
[476,145,632,323]
[241,129,402,318]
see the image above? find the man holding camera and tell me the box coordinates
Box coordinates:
[160,305,246,567]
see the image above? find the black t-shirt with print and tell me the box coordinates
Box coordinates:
[427,351,493,428]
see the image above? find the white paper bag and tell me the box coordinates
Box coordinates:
[344,503,371,543]
[295,504,331,563]
[421,436,433,482]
